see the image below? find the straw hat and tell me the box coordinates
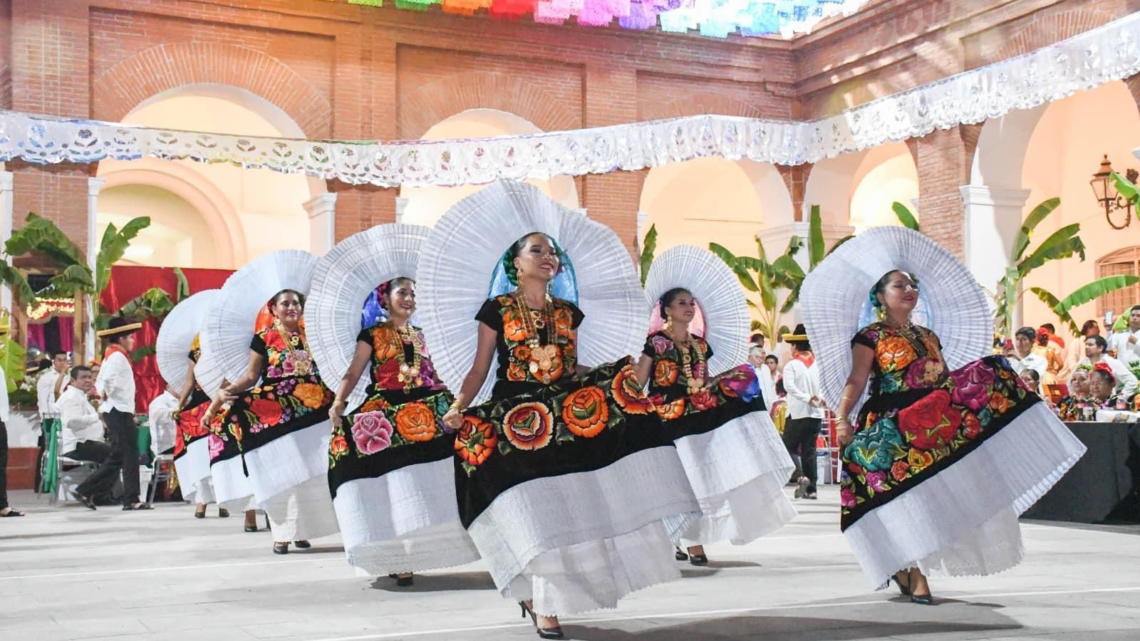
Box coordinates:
[96,317,142,338]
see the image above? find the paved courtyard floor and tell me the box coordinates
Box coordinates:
[1,486,1138,641]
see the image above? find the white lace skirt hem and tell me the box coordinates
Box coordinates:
[263,474,340,542]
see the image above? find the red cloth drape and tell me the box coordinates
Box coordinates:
[99,266,233,412]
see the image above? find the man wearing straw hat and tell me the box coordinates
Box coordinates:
[781,323,825,500]
[74,317,151,511]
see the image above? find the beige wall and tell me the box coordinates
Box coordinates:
[97,185,214,268]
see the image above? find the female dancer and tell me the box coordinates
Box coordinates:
[327,277,478,586]
[635,262,795,566]
[176,336,226,518]
[802,227,1086,604]
[205,289,338,553]
[424,190,699,640]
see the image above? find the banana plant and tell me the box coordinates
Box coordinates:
[710,235,805,343]
[991,197,1136,338]
[891,202,920,231]
[0,313,26,393]
[638,224,657,287]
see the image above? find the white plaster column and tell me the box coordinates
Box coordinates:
[86,178,106,364]
[303,193,337,256]
[0,171,14,314]
[636,210,648,250]
[961,185,1031,298]
[394,196,409,224]
[1133,147,1140,163]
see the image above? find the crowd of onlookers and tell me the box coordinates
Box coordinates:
[1004,306,1140,421]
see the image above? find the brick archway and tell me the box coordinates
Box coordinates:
[398,71,580,140]
[650,95,765,121]
[92,43,332,139]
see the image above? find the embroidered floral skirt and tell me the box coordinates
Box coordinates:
[651,365,796,546]
[173,394,214,503]
[221,375,339,541]
[328,386,480,575]
[206,408,255,510]
[456,357,699,615]
[840,356,1086,588]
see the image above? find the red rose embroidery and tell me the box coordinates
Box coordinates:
[251,399,283,426]
[898,390,961,450]
[890,460,909,482]
[265,330,288,352]
[963,413,982,439]
[690,390,719,411]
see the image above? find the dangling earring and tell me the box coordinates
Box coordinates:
[875,305,886,322]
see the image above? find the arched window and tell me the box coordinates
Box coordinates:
[1096,247,1140,319]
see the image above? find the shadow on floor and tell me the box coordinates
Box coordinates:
[370,570,497,593]
[565,614,1024,641]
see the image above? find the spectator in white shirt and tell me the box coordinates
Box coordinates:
[780,324,824,500]
[58,366,109,469]
[1108,305,1140,366]
[1079,334,1138,397]
[33,351,70,490]
[0,363,22,517]
[1005,327,1047,381]
[747,344,777,411]
[148,386,179,457]
[82,318,151,511]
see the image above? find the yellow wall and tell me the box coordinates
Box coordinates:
[97,185,215,268]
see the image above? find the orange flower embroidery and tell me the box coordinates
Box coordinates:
[502,307,528,343]
[553,306,575,339]
[690,390,718,411]
[611,366,652,415]
[329,434,348,457]
[989,392,1011,414]
[360,397,390,413]
[654,360,679,387]
[656,398,686,420]
[502,402,554,450]
[562,386,609,438]
[395,402,437,442]
[293,382,327,409]
[371,326,401,362]
[877,336,917,372]
[455,416,497,466]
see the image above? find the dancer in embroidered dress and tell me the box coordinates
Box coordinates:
[205,290,339,553]
[421,181,699,639]
[801,226,1086,604]
[309,222,478,586]
[635,246,795,566]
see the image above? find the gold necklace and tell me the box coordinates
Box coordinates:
[273,320,312,376]
[514,291,557,384]
[390,322,424,389]
[665,326,705,394]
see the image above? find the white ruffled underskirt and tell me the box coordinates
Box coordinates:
[174,438,212,503]
[210,456,255,512]
[243,423,331,505]
[333,458,480,575]
[263,474,341,543]
[672,410,797,546]
[468,445,700,616]
[191,477,216,506]
[844,402,1087,588]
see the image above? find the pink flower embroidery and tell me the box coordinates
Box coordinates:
[866,471,888,492]
[950,361,996,412]
[208,434,223,460]
[651,335,672,355]
[841,487,857,508]
[351,411,393,455]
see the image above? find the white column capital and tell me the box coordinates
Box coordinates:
[87,177,106,197]
[303,192,337,219]
[0,171,13,192]
[1132,147,1140,163]
[394,197,408,224]
[959,185,1032,209]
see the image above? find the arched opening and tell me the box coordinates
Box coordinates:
[1015,82,1140,330]
[399,109,579,226]
[848,142,920,234]
[95,84,326,268]
[640,157,792,257]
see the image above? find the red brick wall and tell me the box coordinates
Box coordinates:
[1,0,1135,259]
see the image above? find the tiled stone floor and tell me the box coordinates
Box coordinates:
[1,486,1137,641]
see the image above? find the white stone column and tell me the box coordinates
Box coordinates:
[960,185,1031,309]
[0,171,14,314]
[303,193,337,256]
[394,197,409,224]
[86,178,106,364]
[1133,147,1140,163]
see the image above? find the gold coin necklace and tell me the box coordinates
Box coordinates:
[666,326,705,394]
[274,320,312,377]
[391,323,424,389]
[514,291,556,384]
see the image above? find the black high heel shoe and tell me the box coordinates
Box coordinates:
[689,554,709,566]
[675,547,689,561]
[395,573,414,587]
[891,571,912,597]
[520,602,565,639]
[910,592,934,605]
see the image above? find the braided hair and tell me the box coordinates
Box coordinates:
[502,232,562,286]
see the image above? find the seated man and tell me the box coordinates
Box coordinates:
[57,366,110,509]
[148,385,179,456]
